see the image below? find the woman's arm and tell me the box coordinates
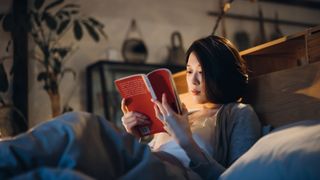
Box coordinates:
[228,105,261,164]
[152,94,225,179]
[180,137,225,179]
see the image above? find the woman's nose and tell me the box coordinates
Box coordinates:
[192,73,200,85]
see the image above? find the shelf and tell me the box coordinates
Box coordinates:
[207,11,318,28]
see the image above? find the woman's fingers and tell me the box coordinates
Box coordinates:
[122,112,149,125]
[181,103,188,115]
[154,104,164,123]
[161,93,176,116]
[163,125,171,136]
[121,98,129,114]
[152,98,167,115]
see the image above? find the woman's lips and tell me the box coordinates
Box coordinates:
[191,89,201,95]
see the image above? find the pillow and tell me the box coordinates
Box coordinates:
[219,119,320,180]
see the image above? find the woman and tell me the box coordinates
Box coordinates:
[121,35,262,179]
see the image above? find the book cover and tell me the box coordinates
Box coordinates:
[114,68,182,137]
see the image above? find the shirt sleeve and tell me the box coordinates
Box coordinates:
[228,105,262,164]
[189,149,225,180]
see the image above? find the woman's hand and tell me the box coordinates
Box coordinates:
[121,98,150,137]
[152,94,192,146]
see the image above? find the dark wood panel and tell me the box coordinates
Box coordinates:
[12,0,28,133]
[245,62,320,127]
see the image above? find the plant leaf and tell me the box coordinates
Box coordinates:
[63,4,80,9]
[88,17,104,28]
[44,0,64,12]
[53,58,62,75]
[82,21,99,42]
[0,64,9,92]
[70,10,79,14]
[3,13,13,32]
[73,20,83,41]
[57,19,70,34]
[43,12,57,30]
[37,72,48,81]
[34,0,45,10]
[30,11,41,27]
[56,10,70,19]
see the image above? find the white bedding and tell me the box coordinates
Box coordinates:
[220,119,320,180]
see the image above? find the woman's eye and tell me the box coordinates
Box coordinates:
[186,70,192,74]
[198,71,202,74]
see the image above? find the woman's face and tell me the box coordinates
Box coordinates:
[186,52,208,104]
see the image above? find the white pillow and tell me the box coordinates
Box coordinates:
[219,120,320,180]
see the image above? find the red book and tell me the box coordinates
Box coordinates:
[114,68,182,137]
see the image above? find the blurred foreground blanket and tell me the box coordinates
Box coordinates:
[0,112,185,180]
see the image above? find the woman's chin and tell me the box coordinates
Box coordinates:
[192,96,206,104]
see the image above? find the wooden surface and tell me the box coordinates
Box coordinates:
[240,25,320,78]
[245,62,320,127]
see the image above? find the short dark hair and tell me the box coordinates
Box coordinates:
[186,35,248,104]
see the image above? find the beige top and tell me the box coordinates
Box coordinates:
[149,106,222,167]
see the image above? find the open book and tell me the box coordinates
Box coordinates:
[114,68,182,137]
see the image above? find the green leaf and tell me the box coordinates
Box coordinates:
[82,21,99,42]
[88,17,104,28]
[60,10,70,17]
[44,0,64,12]
[58,49,68,58]
[0,64,9,92]
[3,13,13,32]
[56,10,70,19]
[30,11,41,27]
[70,10,79,14]
[43,83,50,91]
[63,4,80,9]
[57,19,70,34]
[43,12,57,30]
[34,0,45,10]
[73,20,83,40]
[53,58,62,75]
[37,72,48,81]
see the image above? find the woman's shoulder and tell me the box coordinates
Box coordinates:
[221,103,259,123]
[223,102,255,114]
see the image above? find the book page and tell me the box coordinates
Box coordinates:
[147,68,182,114]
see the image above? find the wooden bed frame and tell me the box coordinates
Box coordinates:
[173,26,320,128]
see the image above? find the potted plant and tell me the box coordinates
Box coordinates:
[1,0,107,117]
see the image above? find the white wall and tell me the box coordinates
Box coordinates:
[27,0,320,126]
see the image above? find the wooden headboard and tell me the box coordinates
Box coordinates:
[173,26,320,128]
